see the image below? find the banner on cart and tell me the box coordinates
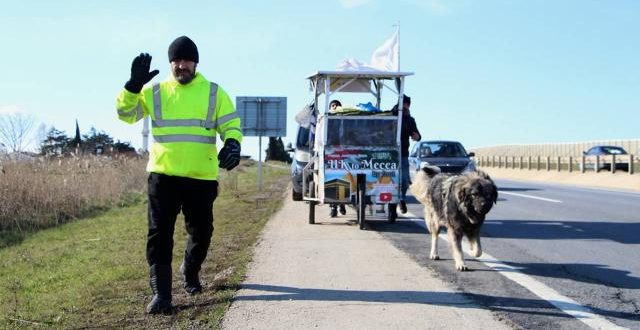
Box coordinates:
[324,148,398,171]
[323,147,400,203]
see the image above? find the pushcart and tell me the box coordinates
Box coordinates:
[301,70,413,229]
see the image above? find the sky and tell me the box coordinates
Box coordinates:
[1,0,638,159]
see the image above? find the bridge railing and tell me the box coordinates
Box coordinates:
[470,139,640,174]
[475,154,638,174]
[470,139,640,158]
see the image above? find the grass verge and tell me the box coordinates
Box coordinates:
[0,160,290,329]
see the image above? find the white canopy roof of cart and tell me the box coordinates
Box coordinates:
[307,71,414,94]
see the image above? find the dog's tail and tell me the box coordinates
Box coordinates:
[410,165,440,204]
[421,165,441,178]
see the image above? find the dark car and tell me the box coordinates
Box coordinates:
[408,141,476,178]
[581,145,628,172]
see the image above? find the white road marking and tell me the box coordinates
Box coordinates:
[472,251,626,330]
[499,191,563,203]
[405,211,625,330]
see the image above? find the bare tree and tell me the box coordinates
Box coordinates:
[0,112,36,153]
[35,123,48,153]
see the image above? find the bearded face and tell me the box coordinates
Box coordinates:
[171,60,197,84]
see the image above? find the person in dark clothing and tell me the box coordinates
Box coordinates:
[116,36,242,315]
[392,94,421,214]
[328,99,347,217]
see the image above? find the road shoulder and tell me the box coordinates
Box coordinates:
[481,167,640,192]
[221,198,513,330]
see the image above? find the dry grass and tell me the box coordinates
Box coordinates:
[0,159,290,329]
[0,155,146,238]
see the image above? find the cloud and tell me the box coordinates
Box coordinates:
[338,0,373,9]
[0,105,24,115]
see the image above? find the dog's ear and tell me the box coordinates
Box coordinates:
[494,188,498,204]
[476,171,498,204]
[491,185,498,204]
[457,185,469,204]
[477,170,495,184]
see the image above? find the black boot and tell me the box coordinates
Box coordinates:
[329,205,338,218]
[146,264,173,315]
[180,261,203,294]
[399,200,407,214]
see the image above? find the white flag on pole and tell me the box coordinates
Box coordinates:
[369,30,399,71]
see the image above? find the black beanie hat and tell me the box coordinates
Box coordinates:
[168,36,199,63]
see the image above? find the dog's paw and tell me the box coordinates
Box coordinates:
[429,253,440,260]
[455,263,469,271]
[470,249,482,258]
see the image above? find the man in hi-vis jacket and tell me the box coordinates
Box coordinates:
[116,36,242,314]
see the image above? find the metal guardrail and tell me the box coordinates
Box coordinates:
[476,154,637,174]
[470,139,640,158]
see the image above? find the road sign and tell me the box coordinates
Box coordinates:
[236,96,287,191]
[236,96,287,137]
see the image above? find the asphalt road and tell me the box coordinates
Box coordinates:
[369,179,640,329]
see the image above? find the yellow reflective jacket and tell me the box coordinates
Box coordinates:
[116,73,242,180]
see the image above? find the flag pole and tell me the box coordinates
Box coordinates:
[394,22,400,72]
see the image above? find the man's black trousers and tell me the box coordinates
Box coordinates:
[146,173,218,268]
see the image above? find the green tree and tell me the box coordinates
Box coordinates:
[113,140,136,153]
[40,126,134,156]
[40,127,72,156]
[82,127,114,155]
[265,137,292,163]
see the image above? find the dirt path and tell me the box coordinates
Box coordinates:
[221,199,513,330]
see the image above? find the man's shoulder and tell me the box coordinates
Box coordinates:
[193,72,209,83]
[193,73,228,91]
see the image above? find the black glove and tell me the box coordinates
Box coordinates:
[218,139,241,170]
[124,53,160,93]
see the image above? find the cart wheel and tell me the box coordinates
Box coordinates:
[355,194,360,224]
[309,201,316,224]
[357,174,366,230]
[358,188,366,230]
[388,203,397,223]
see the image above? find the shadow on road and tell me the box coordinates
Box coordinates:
[365,218,426,234]
[319,196,429,235]
[377,217,640,290]
[498,261,640,290]
[483,219,640,244]
[233,283,639,321]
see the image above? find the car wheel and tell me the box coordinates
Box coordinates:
[292,189,302,201]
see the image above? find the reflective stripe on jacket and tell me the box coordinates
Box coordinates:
[116,72,243,180]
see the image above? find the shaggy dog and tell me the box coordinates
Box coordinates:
[410,166,498,271]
